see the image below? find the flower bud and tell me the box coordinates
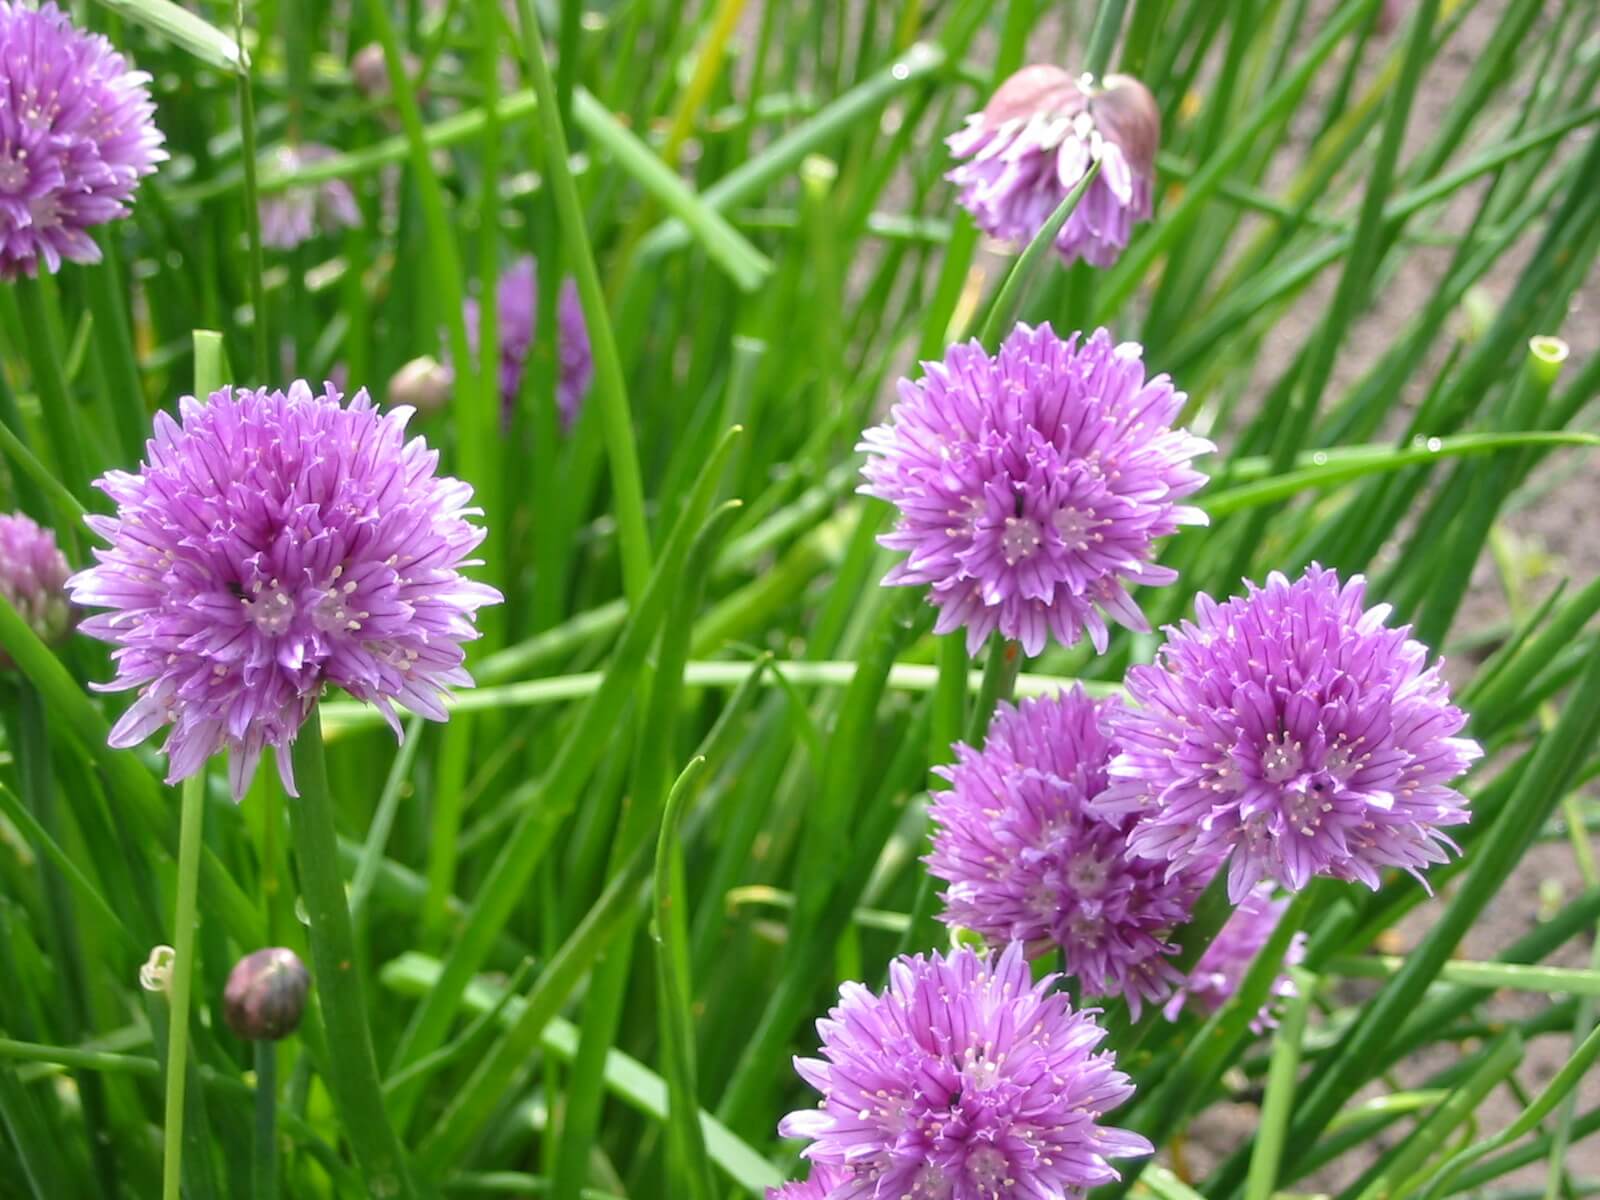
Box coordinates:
[387,355,453,414]
[0,513,72,663]
[223,948,310,1041]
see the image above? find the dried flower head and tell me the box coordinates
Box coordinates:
[0,0,165,278]
[947,66,1158,268]
[779,942,1152,1199]
[68,381,502,798]
[1162,884,1306,1032]
[1108,566,1480,902]
[928,689,1212,1016]
[463,255,593,427]
[859,323,1211,656]
[0,512,71,655]
[259,143,360,250]
[223,947,310,1041]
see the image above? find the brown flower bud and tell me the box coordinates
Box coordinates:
[1090,75,1161,179]
[223,948,310,1042]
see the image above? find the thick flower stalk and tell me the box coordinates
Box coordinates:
[859,323,1211,656]
[68,381,502,798]
[0,0,165,277]
[1162,884,1306,1032]
[463,255,593,426]
[259,143,361,250]
[928,689,1211,1016]
[778,942,1152,1199]
[1108,566,1480,901]
[0,512,71,657]
[947,66,1158,268]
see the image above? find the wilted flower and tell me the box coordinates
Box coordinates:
[387,355,452,414]
[1162,884,1306,1032]
[947,66,1158,268]
[779,942,1152,1198]
[0,0,165,278]
[223,947,310,1041]
[68,381,502,798]
[767,1164,845,1200]
[463,255,593,427]
[259,143,360,250]
[0,512,71,655]
[859,323,1211,656]
[1108,566,1480,902]
[928,689,1211,1016]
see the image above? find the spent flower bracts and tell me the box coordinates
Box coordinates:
[947,67,1158,269]
[1108,566,1480,902]
[928,689,1211,1016]
[0,0,165,278]
[68,381,502,798]
[778,942,1152,1199]
[859,323,1211,656]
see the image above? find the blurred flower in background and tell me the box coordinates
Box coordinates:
[859,323,1211,656]
[68,381,502,798]
[0,512,71,659]
[947,66,1159,268]
[463,255,593,427]
[1163,883,1307,1031]
[927,689,1212,1016]
[259,142,361,250]
[0,0,165,278]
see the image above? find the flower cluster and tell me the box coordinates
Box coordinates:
[1163,884,1306,1031]
[859,323,1211,656]
[779,943,1151,1199]
[463,255,593,426]
[947,67,1158,269]
[0,0,165,278]
[1108,567,1480,902]
[68,381,502,799]
[0,512,71,656]
[927,689,1211,1015]
[259,143,361,250]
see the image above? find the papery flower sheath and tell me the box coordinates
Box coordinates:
[779,942,1151,1199]
[0,0,165,277]
[859,323,1211,656]
[947,66,1158,268]
[68,381,502,798]
[1108,566,1480,901]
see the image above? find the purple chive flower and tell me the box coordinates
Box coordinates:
[67,381,502,799]
[0,0,165,278]
[259,143,360,250]
[767,1164,845,1200]
[947,66,1158,269]
[859,323,1211,657]
[1162,884,1306,1032]
[463,255,593,427]
[0,511,72,656]
[779,942,1152,1199]
[1108,566,1481,903]
[928,689,1212,1017]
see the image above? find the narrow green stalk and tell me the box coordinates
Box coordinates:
[977,162,1102,347]
[161,769,206,1200]
[251,1042,278,1200]
[11,277,90,504]
[234,2,268,382]
[286,708,421,1199]
[1244,968,1316,1200]
[512,0,652,604]
[965,637,1022,743]
[1083,0,1130,78]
